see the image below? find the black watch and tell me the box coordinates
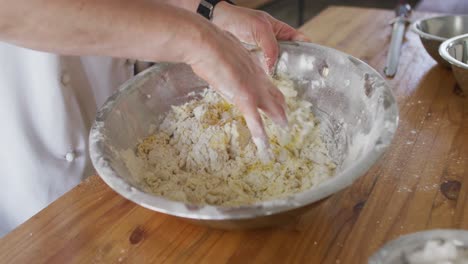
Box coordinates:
[197,0,235,20]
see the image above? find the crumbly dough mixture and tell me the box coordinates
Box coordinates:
[122,76,336,206]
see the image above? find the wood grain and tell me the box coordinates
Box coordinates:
[1,6,467,264]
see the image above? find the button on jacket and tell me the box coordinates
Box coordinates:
[0,42,134,236]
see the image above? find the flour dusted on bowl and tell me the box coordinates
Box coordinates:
[121,76,336,206]
[405,239,468,264]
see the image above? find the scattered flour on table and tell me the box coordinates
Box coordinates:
[121,76,336,206]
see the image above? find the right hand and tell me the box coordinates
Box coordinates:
[186,27,288,150]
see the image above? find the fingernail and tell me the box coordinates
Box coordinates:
[295,34,311,42]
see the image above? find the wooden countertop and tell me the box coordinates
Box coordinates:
[1,6,467,264]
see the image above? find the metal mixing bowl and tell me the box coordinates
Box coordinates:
[89,42,399,229]
[369,229,468,264]
[439,33,468,94]
[412,15,468,67]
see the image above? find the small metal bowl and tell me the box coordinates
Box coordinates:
[440,33,468,94]
[89,42,399,229]
[369,229,468,264]
[412,15,468,67]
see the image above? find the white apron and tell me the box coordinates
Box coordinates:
[0,42,134,236]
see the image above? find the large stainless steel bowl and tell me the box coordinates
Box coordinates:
[412,15,468,67]
[439,33,468,94]
[89,42,399,229]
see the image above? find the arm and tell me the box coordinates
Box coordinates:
[159,0,199,11]
[158,0,310,71]
[0,0,207,62]
[0,0,286,149]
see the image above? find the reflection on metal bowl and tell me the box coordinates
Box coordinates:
[412,15,468,67]
[89,41,399,229]
[439,33,468,94]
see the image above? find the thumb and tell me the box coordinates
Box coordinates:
[254,22,279,74]
[270,19,311,42]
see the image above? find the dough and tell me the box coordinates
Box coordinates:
[121,76,336,206]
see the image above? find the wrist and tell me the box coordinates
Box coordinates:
[211,1,232,27]
[197,0,234,20]
[142,7,217,64]
[181,18,223,66]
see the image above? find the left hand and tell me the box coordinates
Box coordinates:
[212,2,310,72]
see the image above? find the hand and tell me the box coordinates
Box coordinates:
[186,25,288,151]
[212,2,310,72]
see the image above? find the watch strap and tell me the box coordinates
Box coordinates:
[197,0,235,20]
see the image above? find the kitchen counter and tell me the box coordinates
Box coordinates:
[1,6,467,263]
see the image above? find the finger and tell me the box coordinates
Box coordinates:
[259,88,288,128]
[268,86,286,105]
[243,110,272,163]
[291,31,312,42]
[268,85,287,110]
[237,97,267,138]
[261,100,288,128]
[238,100,273,161]
[269,18,311,42]
[253,19,279,73]
[292,32,311,42]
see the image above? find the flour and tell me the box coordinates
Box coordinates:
[406,239,468,264]
[121,76,336,206]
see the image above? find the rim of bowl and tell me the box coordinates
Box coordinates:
[89,41,399,221]
[411,15,468,42]
[439,33,468,69]
[368,229,468,263]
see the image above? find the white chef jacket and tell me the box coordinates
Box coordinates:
[0,42,134,236]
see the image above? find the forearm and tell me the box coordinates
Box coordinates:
[0,0,213,63]
[158,0,200,12]
[0,0,294,148]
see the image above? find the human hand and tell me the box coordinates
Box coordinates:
[212,2,310,73]
[186,25,288,155]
